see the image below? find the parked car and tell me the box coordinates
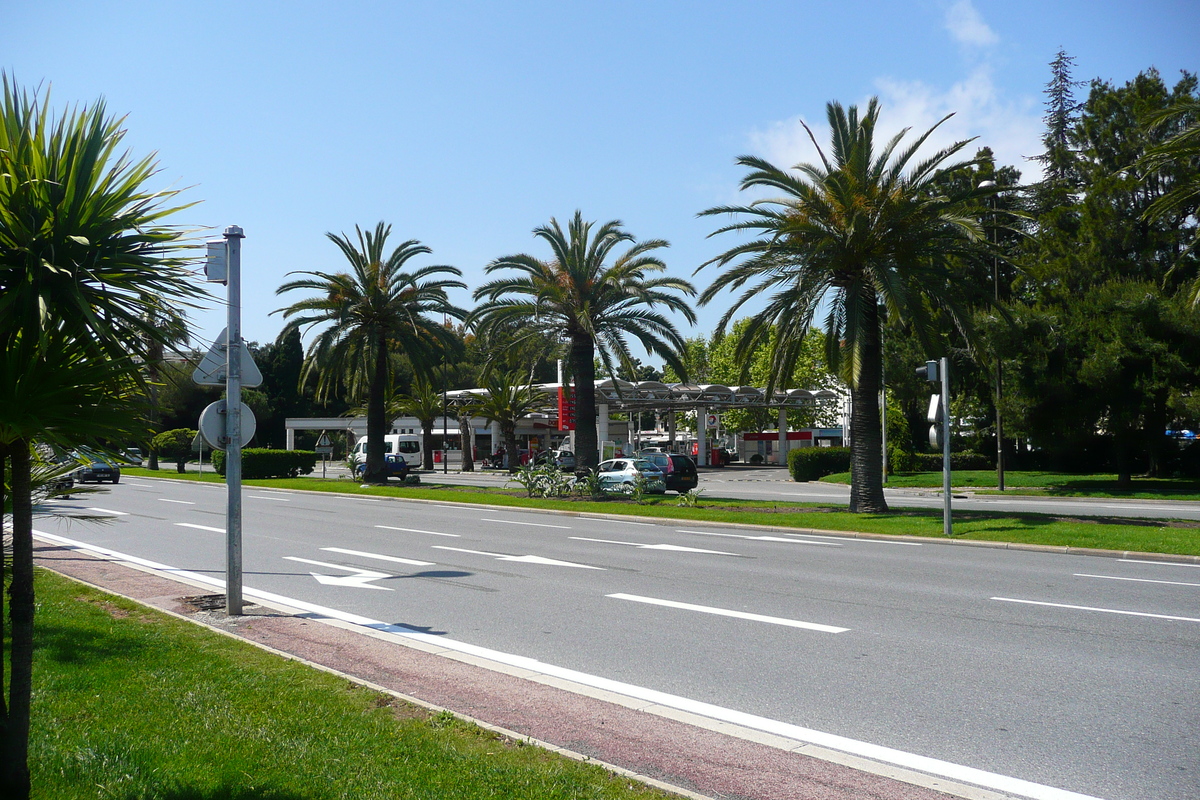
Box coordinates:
[121,447,144,466]
[534,449,577,471]
[352,452,410,481]
[596,458,666,494]
[75,458,121,484]
[637,451,699,493]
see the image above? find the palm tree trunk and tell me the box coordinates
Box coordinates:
[365,339,388,483]
[459,415,474,472]
[422,420,435,471]
[848,306,888,513]
[1,440,34,799]
[570,334,598,469]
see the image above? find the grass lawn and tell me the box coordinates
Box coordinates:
[30,569,673,800]
[120,467,1200,557]
[819,470,1200,500]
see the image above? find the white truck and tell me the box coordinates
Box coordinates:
[350,434,423,469]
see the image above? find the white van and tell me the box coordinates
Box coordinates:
[350,434,423,468]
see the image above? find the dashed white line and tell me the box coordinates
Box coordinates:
[175,523,225,533]
[1120,558,1200,569]
[376,525,459,537]
[571,536,740,555]
[249,494,291,501]
[682,530,841,546]
[1075,573,1200,588]
[607,593,849,633]
[992,597,1200,623]
[158,499,195,505]
[125,482,154,487]
[321,547,434,567]
[481,517,572,529]
[87,507,129,516]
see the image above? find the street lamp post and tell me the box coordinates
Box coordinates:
[979,180,1005,492]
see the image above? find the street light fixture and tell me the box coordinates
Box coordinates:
[979,180,1004,491]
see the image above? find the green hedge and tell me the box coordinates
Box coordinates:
[908,451,992,471]
[788,447,852,481]
[212,449,317,479]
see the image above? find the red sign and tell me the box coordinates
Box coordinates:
[557,386,576,431]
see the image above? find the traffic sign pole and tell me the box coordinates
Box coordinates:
[224,226,245,615]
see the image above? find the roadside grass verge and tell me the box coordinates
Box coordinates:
[820,470,1200,500]
[119,469,1200,556]
[30,569,673,800]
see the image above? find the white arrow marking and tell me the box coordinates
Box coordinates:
[570,537,739,555]
[432,546,604,570]
[283,557,394,590]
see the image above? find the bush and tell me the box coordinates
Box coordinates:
[908,451,993,472]
[788,447,851,481]
[151,429,197,473]
[212,449,318,478]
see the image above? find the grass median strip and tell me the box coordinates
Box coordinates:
[30,569,674,800]
[120,468,1200,557]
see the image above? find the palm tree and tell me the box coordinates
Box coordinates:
[274,223,464,483]
[698,99,991,512]
[466,371,547,472]
[389,378,442,470]
[472,211,696,469]
[1139,99,1200,303]
[0,75,198,799]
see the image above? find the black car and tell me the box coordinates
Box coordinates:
[76,459,121,484]
[636,451,698,493]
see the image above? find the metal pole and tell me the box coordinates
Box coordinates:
[224,225,245,615]
[994,207,1006,492]
[941,356,952,537]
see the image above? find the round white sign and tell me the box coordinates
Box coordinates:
[198,400,257,451]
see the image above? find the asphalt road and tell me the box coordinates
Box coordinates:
[36,477,1200,800]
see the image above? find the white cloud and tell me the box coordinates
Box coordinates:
[944,0,999,48]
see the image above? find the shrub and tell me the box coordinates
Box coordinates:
[788,447,851,481]
[151,429,197,473]
[212,449,318,478]
[909,451,992,471]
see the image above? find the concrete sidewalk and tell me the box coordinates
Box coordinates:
[36,538,1005,800]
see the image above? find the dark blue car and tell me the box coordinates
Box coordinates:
[353,453,410,480]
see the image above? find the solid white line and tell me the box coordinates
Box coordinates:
[481,517,572,529]
[248,494,291,501]
[158,499,195,505]
[684,530,841,546]
[1120,558,1200,569]
[784,533,922,547]
[1075,573,1200,588]
[992,597,1200,623]
[32,529,1104,800]
[87,507,129,516]
[175,523,225,533]
[125,482,154,487]
[376,525,459,537]
[322,547,434,567]
[608,593,848,633]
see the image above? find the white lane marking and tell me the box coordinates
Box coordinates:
[432,546,603,570]
[248,494,291,501]
[571,537,740,556]
[600,519,656,526]
[682,530,841,546]
[1075,573,1200,588]
[1120,558,1200,569]
[125,482,154,487]
[609,593,849,633]
[322,547,435,567]
[376,525,459,538]
[32,529,1105,800]
[992,597,1200,623]
[785,533,922,547]
[283,556,393,591]
[87,507,129,516]
[175,523,225,533]
[481,517,572,530]
[158,499,195,505]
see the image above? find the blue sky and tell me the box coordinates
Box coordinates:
[4,0,1196,364]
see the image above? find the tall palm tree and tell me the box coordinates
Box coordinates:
[472,211,696,469]
[0,75,198,799]
[274,222,464,483]
[466,371,547,472]
[698,99,992,512]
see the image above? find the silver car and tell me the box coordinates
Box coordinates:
[596,458,666,494]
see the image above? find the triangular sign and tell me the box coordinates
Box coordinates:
[192,328,264,388]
